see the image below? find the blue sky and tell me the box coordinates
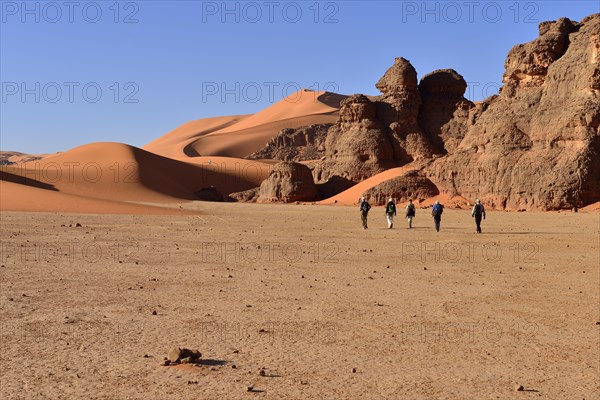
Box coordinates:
[1,0,598,153]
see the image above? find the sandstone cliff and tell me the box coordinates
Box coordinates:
[427,14,600,209]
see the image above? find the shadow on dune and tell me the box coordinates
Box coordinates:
[0,170,58,191]
[317,91,348,108]
[131,147,262,200]
[182,143,201,157]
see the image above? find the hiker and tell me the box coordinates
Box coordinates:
[405,199,416,228]
[431,201,444,232]
[385,197,396,229]
[471,198,486,233]
[359,196,371,229]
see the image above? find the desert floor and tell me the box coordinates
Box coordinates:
[1,204,598,399]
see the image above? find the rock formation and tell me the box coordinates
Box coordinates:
[312,94,396,186]
[256,162,319,203]
[363,171,439,206]
[426,15,600,209]
[246,124,332,161]
[233,13,600,210]
[312,58,435,193]
[417,69,474,154]
[195,186,225,202]
[375,57,434,162]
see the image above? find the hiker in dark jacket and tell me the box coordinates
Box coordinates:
[359,196,371,229]
[431,201,444,232]
[471,199,486,233]
[385,197,396,229]
[405,199,416,229]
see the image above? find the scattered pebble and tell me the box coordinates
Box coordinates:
[515,384,524,391]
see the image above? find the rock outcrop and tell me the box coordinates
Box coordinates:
[426,15,600,209]
[312,95,396,186]
[364,171,439,206]
[229,187,259,203]
[195,186,225,202]
[232,13,600,210]
[418,69,474,154]
[257,162,319,203]
[375,57,434,162]
[246,124,332,161]
[312,58,435,193]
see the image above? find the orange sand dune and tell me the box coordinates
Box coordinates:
[145,90,345,159]
[189,114,338,158]
[143,115,248,159]
[0,180,198,215]
[1,142,271,209]
[318,166,418,205]
[317,166,473,208]
[215,90,343,133]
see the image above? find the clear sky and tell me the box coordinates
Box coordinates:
[1,0,598,153]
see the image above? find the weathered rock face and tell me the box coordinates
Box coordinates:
[418,69,475,154]
[364,171,439,206]
[375,57,434,163]
[312,94,396,185]
[229,187,259,203]
[427,14,600,210]
[312,59,435,191]
[257,162,319,203]
[246,124,332,161]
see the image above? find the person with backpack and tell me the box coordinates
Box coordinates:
[431,201,444,232]
[385,197,396,229]
[359,196,371,229]
[471,198,486,233]
[405,199,416,228]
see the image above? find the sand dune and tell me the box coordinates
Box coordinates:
[188,114,338,158]
[146,90,344,159]
[318,166,418,205]
[0,142,273,214]
[1,90,347,214]
[143,115,248,159]
[0,180,198,215]
[317,166,474,208]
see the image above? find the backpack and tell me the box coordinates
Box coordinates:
[386,202,396,214]
[360,201,371,213]
[474,203,483,216]
[432,204,443,217]
[406,203,415,217]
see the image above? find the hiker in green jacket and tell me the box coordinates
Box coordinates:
[385,197,397,229]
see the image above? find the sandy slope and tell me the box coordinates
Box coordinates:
[318,166,418,205]
[0,205,597,399]
[0,142,272,214]
[1,90,347,215]
[0,180,198,215]
[143,115,249,160]
[145,90,344,159]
